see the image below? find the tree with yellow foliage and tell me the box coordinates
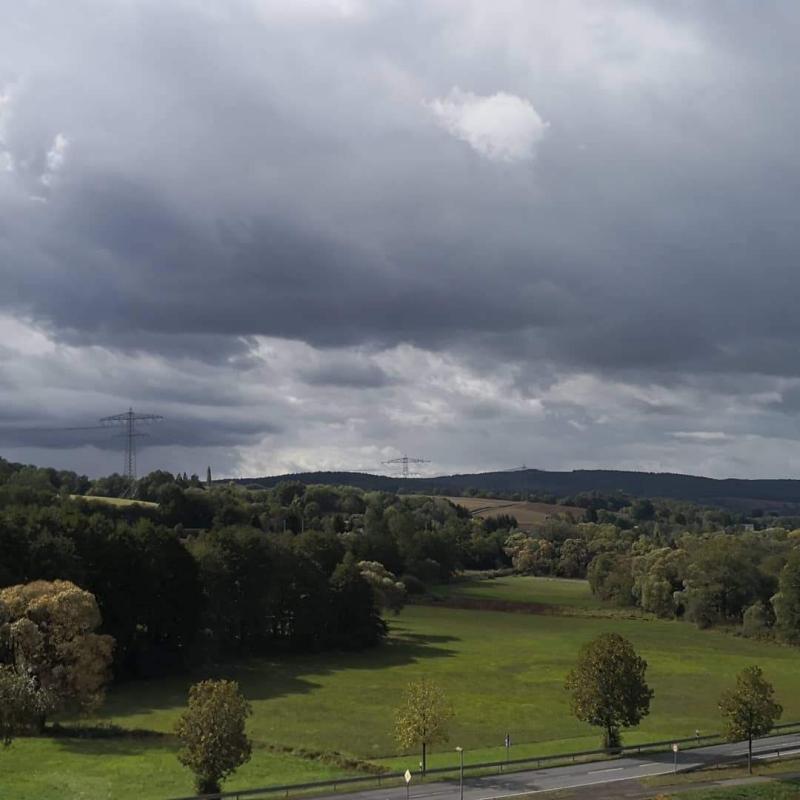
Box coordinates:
[0,580,114,725]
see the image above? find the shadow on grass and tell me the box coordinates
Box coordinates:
[43,734,178,757]
[92,628,459,723]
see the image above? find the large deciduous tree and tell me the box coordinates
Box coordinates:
[565,633,653,750]
[394,677,453,775]
[0,580,114,723]
[175,679,252,795]
[719,666,782,774]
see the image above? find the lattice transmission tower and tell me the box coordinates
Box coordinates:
[383,453,430,479]
[100,408,163,495]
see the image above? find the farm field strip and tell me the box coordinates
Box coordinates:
[439,496,583,528]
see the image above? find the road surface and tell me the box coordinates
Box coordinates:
[326,733,800,800]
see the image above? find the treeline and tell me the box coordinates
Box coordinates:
[8,455,800,674]
[224,467,800,512]
[0,503,388,678]
[502,498,800,642]
[0,464,524,682]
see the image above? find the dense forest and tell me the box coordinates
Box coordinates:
[2,455,800,696]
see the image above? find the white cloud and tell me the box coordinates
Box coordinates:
[40,132,68,186]
[428,88,548,162]
[672,431,732,443]
[0,88,14,173]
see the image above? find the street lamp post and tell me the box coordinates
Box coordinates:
[456,747,464,800]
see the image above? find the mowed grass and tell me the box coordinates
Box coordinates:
[3,576,800,799]
[431,575,602,609]
[0,738,355,800]
[672,779,800,799]
[87,578,800,763]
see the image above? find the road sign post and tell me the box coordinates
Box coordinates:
[404,769,412,800]
[672,743,679,773]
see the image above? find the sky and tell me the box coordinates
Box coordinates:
[2,0,800,480]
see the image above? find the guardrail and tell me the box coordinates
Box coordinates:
[169,721,800,800]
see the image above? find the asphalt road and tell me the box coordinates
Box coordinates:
[327,733,800,800]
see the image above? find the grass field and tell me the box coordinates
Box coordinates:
[0,738,356,800]
[431,575,603,609]
[70,494,159,508]
[672,780,800,799]
[3,576,800,800]
[442,497,583,529]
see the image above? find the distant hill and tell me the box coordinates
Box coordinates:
[233,468,800,512]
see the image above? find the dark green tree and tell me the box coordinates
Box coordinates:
[565,633,653,750]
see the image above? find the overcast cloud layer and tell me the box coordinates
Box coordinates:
[2,0,800,479]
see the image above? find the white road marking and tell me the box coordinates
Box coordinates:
[588,767,623,773]
[469,767,679,800]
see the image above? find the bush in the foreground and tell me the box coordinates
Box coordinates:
[175,679,252,795]
[565,632,653,750]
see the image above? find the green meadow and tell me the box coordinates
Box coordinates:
[430,574,607,608]
[3,576,800,800]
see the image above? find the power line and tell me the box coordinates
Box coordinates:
[99,408,163,495]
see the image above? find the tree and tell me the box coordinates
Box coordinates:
[327,556,387,648]
[358,561,406,613]
[771,549,800,641]
[556,538,590,578]
[0,580,114,724]
[678,536,766,628]
[587,554,635,607]
[0,665,48,746]
[742,601,771,638]
[175,679,252,794]
[719,666,782,774]
[394,677,453,774]
[503,533,556,575]
[565,633,654,750]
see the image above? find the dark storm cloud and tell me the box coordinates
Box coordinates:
[299,357,394,389]
[3,1,800,477]
[0,415,280,450]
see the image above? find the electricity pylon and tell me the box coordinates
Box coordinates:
[383,453,430,479]
[100,408,163,495]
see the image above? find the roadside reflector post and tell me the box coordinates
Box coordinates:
[672,743,679,773]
